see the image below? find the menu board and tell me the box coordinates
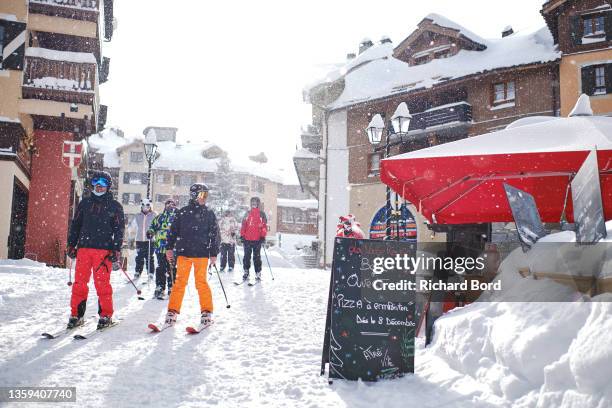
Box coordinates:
[321,238,416,381]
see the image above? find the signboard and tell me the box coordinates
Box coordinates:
[369,203,417,241]
[62,141,83,168]
[503,183,547,251]
[572,150,607,244]
[321,238,416,381]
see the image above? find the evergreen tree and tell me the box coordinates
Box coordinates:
[210,156,241,215]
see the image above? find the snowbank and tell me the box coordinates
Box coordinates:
[26,47,97,64]
[427,222,612,407]
[277,199,318,210]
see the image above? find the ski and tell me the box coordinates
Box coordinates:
[234,279,247,285]
[73,321,119,340]
[248,279,261,286]
[185,321,213,334]
[148,322,174,333]
[41,327,73,340]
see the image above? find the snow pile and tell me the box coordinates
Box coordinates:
[24,76,93,92]
[26,47,97,64]
[427,222,612,407]
[424,13,487,46]
[389,115,612,160]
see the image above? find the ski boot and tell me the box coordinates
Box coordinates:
[228,267,234,272]
[163,310,178,329]
[97,316,113,330]
[133,272,141,281]
[201,310,213,326]
[67,316,84,329]
[255,272,262,281]
[154,286,164,300]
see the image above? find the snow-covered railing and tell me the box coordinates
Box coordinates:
[22,48,97,99]
[29,0,99,11]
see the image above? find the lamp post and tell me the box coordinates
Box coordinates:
[366,102,411,240]
[143,138,158,201]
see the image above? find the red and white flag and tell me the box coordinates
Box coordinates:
[62,141,83,168]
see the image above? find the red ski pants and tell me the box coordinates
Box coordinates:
[70,248,114,318]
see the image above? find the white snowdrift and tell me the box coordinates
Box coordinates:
[428,222,612,407]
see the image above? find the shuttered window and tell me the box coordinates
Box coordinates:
[582,64,612,96]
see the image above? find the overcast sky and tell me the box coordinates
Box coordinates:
[101,0,547,175]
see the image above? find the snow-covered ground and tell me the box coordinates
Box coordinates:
[1,238,611,407]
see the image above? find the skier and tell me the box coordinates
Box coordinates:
[218,209,238,272]
[336,214,365,239]
[147,198,177,299]
[163,183,219,328]
[129,198,157,281]
[65,171,125,329]
[239,197,268,282]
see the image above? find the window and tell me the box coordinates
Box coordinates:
[156,194,170,203]
[583,15,605,37]
[156,173,170,183]
[434,49,450,59]
[121,193,142,205]
[582,64,610,96]
[203,173,216,184]
[252,180,265,193]
[414,55,428,65]
[123,172,147,185]
[368,152,381,175]
[174,174,197,186]
[130,151,144,163]
[281,208,293,224]
[492,81,516,104]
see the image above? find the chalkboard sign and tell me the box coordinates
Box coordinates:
[503,183,547,251]
[572,150,607,244]
[321,238,416,382]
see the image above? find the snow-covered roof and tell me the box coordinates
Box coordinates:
[293,148,319,160]
[387,115,612,160]
[232,158,285,184]
[423,13,487,46]
[277,199,318,210]
[153,141,220,172]
[88,128,130,168]
[26,47,97,64]
[306,19,560,110]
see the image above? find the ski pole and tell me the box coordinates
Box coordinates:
[147,239,152,285]
[67,256,74,286]
[235,243,242,266]
[212,264,231,308]
[262,244,275,280]
[120,266,145,300]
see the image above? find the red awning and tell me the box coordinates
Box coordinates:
[380,115,612,225]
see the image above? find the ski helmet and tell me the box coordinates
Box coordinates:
[250,196,261,208]
[190,183,210,200]
[90,170,112,189]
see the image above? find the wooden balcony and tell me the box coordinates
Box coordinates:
[22,49,97,106]
[408,101,472,132]
[29,0,100,22]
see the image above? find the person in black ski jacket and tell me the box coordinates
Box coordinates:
[66,170,125,330]
[164,183,220,327]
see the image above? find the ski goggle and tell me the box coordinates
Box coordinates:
[91,177,109,187]
[197,191,208,200]
[141,203,151,207]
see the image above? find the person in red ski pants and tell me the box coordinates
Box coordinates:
[66,171,125,330]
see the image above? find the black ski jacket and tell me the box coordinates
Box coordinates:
[166,201,220,258]
[67,192,125,251]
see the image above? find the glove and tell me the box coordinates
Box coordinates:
[109,250,121,263]
[66,246,77,259]
[146,231,154,240]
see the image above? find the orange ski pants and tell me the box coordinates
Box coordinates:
[167,256,213,313]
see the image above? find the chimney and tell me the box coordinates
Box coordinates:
[380,36,392,45]
[346,52,356,60]
[358,38,373,54]
[502,26,514,37]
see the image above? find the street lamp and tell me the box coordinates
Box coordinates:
[366,102,411,240]
[143,137,158,200]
